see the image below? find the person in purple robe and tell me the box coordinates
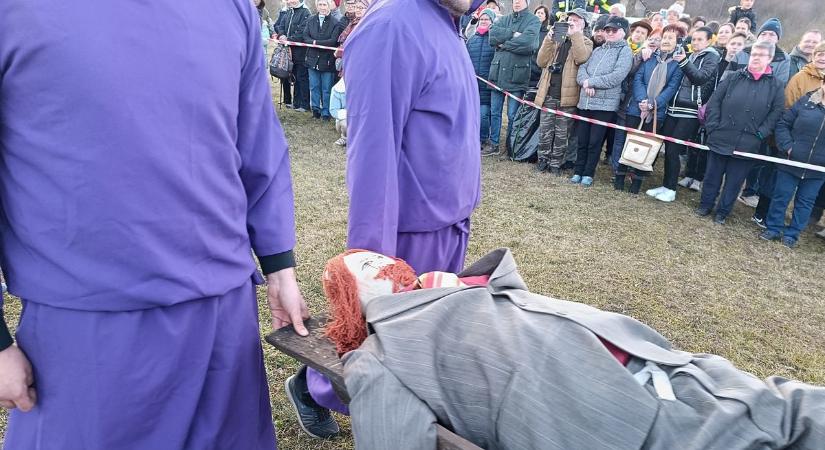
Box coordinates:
[0,1,309,448]
[282,0,485,438]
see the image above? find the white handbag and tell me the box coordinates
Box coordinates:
[619,106,665,172]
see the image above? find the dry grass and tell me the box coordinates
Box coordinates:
[2,78,824,449]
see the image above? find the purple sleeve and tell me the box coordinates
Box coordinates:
[343,20,423,255]
[237,2,297,258]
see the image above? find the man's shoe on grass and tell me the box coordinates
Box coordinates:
[482,145,499,157]
[694,206,712,217]
[285,374,340,439]
[655,189,676,202]
[759,230,781,241]
[782,236,797,249]
[713,214,726,225]
[646,186,667,197]
[677,177,693,188]
[689,179,702,191]
[751,215,767,229]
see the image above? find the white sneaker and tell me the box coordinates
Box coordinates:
[334,137,347,146]
[677,177,694,188]
[816,228,825,239]
[689,180,702,191]
[655,188,676,202]
[646,186,667,197]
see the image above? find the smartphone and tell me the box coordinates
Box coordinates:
[552,21,569,42]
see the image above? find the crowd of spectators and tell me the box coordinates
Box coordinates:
[459,0,825,249]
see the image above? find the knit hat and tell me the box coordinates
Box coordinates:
[480,8,496,21]
[757,18,783,39]
[593,14,610,31]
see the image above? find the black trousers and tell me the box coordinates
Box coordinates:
[292,63,310,110]
[575,110,615,178]
[700,151,757,218]
[280,76,293,105]
[661,116,700,190]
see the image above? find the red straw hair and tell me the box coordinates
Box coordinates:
[323,250,417,354]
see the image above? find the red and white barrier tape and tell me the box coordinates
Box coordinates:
[272,39,825,173]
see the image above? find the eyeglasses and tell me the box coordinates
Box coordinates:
[604,28,621,34]
[750,53,770,59]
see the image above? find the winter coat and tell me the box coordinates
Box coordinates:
[735,46,791,85]
[330,78,347,120]
[535,31,593,107]
[788,46,809,80]
[551,0,586,21]
[704,69,785,156]
[786,63,825,107]
[728,6,757,33]
[488,10,542,92]
[667,46,720,118]
[467,32,496,105]
[774,91,825,180]
[576,38,632,111]
[626,52,684,123]
[303,14,341,72]
[274,6,311,62]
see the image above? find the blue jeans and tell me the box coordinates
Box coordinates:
[308,69,335,117]
[480,104,491,142]
[489,90,523,146]
[766,171,825,241]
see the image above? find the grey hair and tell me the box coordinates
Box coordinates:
[752,40,776,59]
[316,0,331,5]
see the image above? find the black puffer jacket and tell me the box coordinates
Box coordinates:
[667,47,720,117]
[274,6,311,63]
[775,92,825,180]
[704,68,785,156]
[303,14,341,72]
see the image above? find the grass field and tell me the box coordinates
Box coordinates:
[2,81,824,449]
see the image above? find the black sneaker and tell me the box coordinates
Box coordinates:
[713,214,726,225]
[549,167,563,177]
[751,215,767,229]
[285,373,340,439]
[781,236,797,249]
[534,160,549,173]
[694,206,712,217]
[759,230,781,241]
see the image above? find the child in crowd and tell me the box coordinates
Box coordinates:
[329,71,347,147]
[729,0,757,33]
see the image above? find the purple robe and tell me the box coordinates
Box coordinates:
[1,0,294,446]
[342,0,482,266]
[308,0,484,416]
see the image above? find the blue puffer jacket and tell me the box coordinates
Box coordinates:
[466,32,496,105]
[626,52,684,123]
[775,92,825,180]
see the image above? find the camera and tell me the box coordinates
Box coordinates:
[550,63,563,74]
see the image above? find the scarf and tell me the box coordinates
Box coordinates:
[749,64,772,81]
[627,38,642,55]
[645,50,673,119]
[476,25,490,35]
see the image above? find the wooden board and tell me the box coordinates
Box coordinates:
[265,315,481,450]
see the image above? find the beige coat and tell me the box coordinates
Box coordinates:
[535,31,592,107]
[785,63,825,108]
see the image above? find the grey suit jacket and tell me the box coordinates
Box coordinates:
[342,249,825,450]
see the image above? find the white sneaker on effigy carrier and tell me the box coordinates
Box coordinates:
[646,186,668,197]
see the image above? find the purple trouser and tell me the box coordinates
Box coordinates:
[5,279,277,450]
[307,219,471,414]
